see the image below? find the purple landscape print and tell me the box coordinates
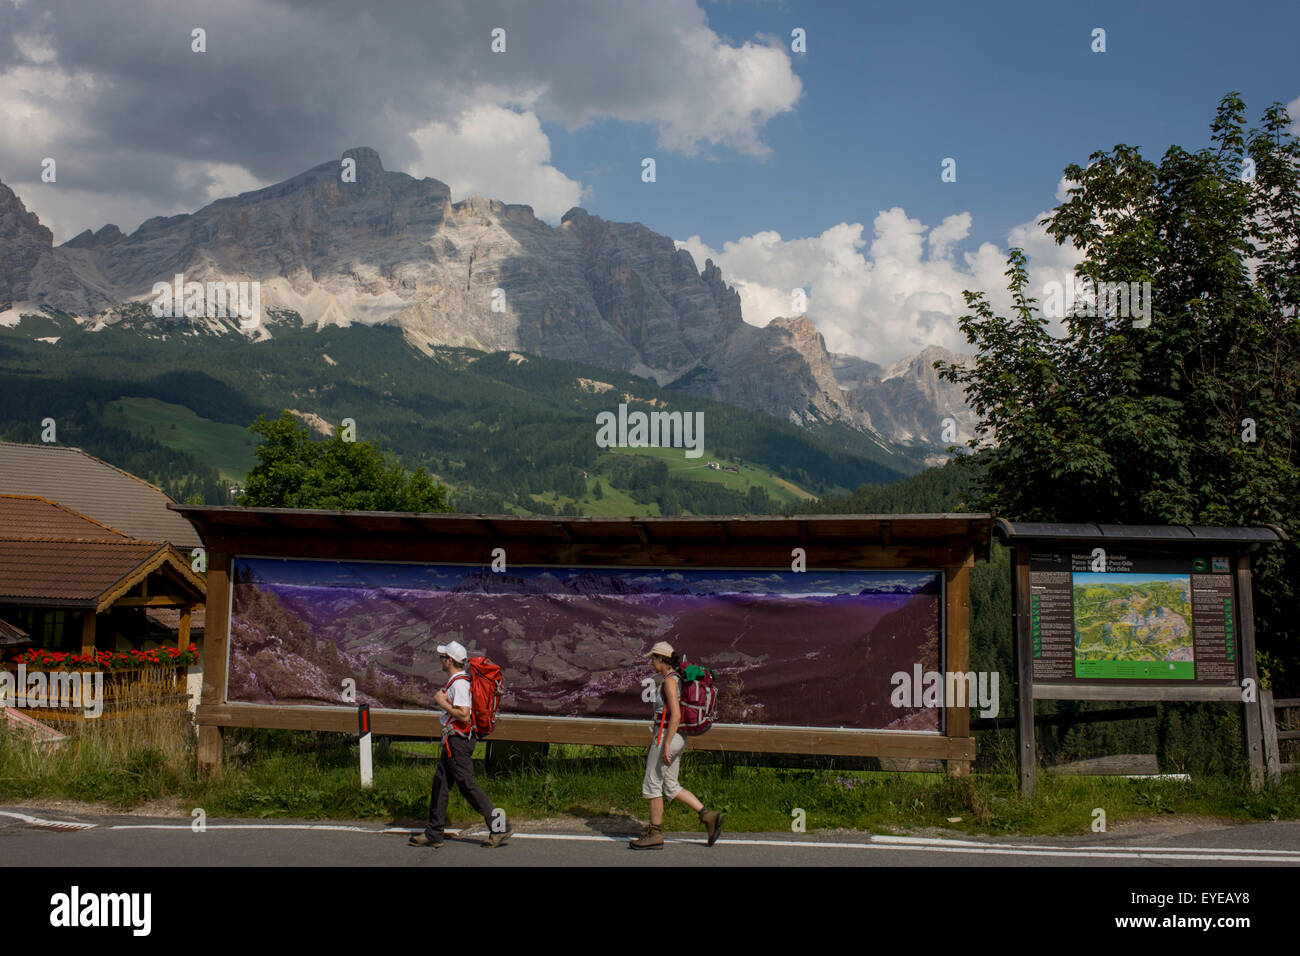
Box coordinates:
[228,559,943,732]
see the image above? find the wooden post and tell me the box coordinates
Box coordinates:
[1012,544,1036,797]
[178,603,192,651]
[943,560,972,777]
[80,611,97,656]
[197,551,231,777]
[1260,689,1281,786]
[198,725,224,779]
[1236,554,1265,792]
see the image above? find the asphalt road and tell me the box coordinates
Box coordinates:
[4,805,1300,867]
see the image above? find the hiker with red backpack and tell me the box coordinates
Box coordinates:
[629,641,724,850]
[409,641,513,849]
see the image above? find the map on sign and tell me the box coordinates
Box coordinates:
[1072,572,1194,679]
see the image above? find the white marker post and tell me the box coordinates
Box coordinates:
[358,704,373,789]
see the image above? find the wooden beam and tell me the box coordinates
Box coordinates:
[178,603,192,652]
[1237,553,1266,792]
[195,705,977,760]
[1261,688,1282,785]
[201,552,232,711]
[197,725,223,778]
[943,562,971,777]
[80,611,96,656]
[1032,684,1242,702]
[1013,544,1036,797]
[114,596,191,607]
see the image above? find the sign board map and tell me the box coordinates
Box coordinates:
[1028,551,1238,684]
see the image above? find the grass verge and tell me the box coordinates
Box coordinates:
[3,723,1299,834]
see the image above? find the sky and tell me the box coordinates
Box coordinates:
[2,0,1296,363]
[244,558,937,595]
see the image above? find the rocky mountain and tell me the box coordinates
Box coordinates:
[0,147,973,454]
[845,346,978,452]
[0,181,55,307]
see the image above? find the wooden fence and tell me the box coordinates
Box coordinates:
[0,665,189,724]
[1261,690,1299,783]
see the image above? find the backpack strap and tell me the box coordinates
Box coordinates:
[655,672,679,745]
[444,672,473,738]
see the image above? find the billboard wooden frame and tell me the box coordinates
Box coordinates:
[997,519,1289,795]
[173,506,992,777]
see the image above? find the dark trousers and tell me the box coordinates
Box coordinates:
[424,733,500,839]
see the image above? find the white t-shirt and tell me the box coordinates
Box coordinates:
[441,670,473,731]
[650,673,677,732]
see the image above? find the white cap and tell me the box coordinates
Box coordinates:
[437,641,468,664]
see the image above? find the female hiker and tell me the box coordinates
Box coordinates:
[629,641,724,850]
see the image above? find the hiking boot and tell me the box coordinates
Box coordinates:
[629,824,664,850]
[408,833,444,848]
[481,827,514,848]
[699,809,724,846]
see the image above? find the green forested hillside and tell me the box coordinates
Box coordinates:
[0,311,919,514]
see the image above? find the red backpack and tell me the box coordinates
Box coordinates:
[675,658,717,736]
[448,656,504,738]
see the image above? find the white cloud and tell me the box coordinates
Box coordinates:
[407,105,585,223]
[0,0,802,238]
[677,204,1081,365]
[1289,96,1300,136]
[927,213,970,261]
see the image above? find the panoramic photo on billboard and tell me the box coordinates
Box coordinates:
[229,557,944,732]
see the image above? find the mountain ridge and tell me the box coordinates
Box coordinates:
[0,148,974,454]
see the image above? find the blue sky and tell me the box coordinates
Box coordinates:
[2,0,1295,361]
[563,1,1295,248]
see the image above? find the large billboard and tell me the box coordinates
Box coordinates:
[1028,550,1238,684]
[228,558,944,732]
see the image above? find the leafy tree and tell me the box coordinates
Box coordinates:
[938,93,1300,689]
[241,411,451,512]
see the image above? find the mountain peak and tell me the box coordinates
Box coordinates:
[769,314,818,338]
[64,223,125,250]
[0,180,54,304]
[341,146,385,174]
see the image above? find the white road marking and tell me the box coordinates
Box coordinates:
[5,810,1298,863]
[108,822,388,833]
[0,810,96,831]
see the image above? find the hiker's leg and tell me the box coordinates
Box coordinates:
[659,732,690,807]
[424,743,453,839]
[642,734,669,826]
[448,735,501,830]
[673,788,704,813]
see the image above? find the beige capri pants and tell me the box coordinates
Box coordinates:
[641,730,687,799]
